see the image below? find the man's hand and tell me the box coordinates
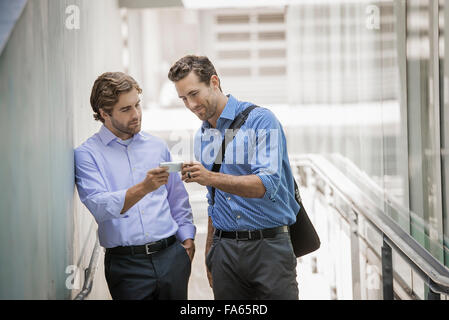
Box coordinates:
[181,162,213,186]
[142,167,169,193]
[182,161,265,198]
[121,167,169,214]
[181,238,195,262]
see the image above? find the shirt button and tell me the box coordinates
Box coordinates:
[227,197,231,200]
[237,215,241,219]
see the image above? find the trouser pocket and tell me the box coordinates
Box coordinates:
[205,237,219,272]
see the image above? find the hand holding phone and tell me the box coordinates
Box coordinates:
[159,161,184,173]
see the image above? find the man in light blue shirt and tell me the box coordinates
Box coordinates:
[168,56,299,299]
[75,72,196,300]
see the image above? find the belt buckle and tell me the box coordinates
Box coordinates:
[145,243,157,255]
[237,231,252,240]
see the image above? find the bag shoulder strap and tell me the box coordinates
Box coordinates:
[210,105,259,205]
[293,179,302,203]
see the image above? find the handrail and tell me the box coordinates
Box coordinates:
[74,234,102,300]
[291,154,449,297]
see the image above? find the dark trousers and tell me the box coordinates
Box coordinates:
[206,231,299,300]
[104,240,191,300]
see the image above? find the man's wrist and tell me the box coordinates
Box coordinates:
[138,181,153,196]
[207,171,218,187]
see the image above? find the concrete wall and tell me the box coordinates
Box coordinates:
[0,0,123,299]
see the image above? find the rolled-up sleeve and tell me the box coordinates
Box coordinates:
[164,148,196,242]
[249,110,283,202]
[74,149,127,223]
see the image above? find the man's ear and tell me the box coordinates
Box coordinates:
[210,75,220,90]
[99,108,109,121]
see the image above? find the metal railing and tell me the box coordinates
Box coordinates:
[74,234,102,300]
[291,154,449,299]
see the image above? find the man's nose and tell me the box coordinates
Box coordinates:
[131,105,140,118]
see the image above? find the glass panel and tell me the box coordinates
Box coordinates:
[406,0,444,262]
[381,0,410,232]
[440,0,449,266]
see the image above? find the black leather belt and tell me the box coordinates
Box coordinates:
[215,226,289,240]
[106,235,176,255]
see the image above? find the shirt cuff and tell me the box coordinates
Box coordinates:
[106,189,128,219]
[256,173,277,202]
[176,224,196,243]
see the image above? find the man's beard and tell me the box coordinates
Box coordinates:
[111,117,141,137]
[201,99,217,121]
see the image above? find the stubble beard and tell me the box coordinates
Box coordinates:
[111,116,141,137]
[202,97,217,122]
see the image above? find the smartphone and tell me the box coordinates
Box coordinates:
[159,161,183,173]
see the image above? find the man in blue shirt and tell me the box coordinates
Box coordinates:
[168,56,299,299]
[75,72,196,300]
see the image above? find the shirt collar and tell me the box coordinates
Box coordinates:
[201,94,238,130]
[98,125,117,145]
[98,125,146,145]
[134,131,148,142]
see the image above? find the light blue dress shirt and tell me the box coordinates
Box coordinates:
[194,95,299,231]
[75,125,196,248]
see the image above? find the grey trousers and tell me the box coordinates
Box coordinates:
[104,240,191,300]
[206,231,299,300]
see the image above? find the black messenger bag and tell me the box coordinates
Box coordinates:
[290,179,321,257]
[210,105,320,258]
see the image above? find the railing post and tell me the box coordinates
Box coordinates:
[349,210,361,300]
[427,278,440,300]
[381,236,394,300]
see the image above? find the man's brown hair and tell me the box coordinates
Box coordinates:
[90,72,142,123]
[168,55,222,91]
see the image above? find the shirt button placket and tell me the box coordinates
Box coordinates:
[127,148,136,184]
[128,147,146,239]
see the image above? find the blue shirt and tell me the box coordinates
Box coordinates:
[194,95,299,231]
[75,125,196,248]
